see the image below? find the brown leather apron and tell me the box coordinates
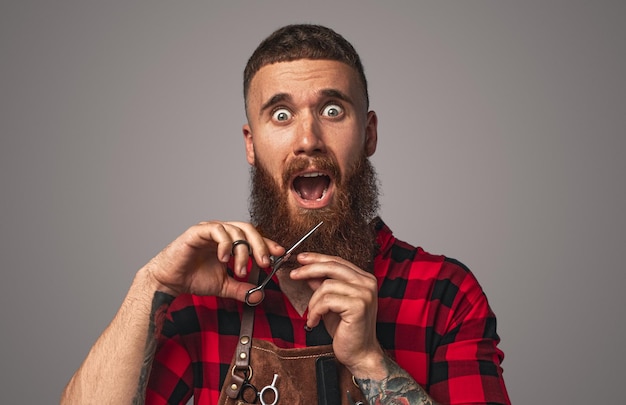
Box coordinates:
[218,265,367,405]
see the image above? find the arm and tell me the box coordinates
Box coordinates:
[292,253,509,405]
[291,253,439,405]
[357,311,509,405]
[61,221,284,404]
[356,355,438,405]
[61,270,174,404]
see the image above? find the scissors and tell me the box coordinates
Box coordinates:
[245,221,323,306]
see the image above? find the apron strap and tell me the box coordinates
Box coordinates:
[225,263,260,399]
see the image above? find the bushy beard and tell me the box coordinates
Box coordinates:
[249,153,380,273]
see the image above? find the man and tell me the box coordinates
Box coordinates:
[62,24,510,404]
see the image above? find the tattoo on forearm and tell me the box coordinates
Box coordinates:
[355,356,439,405]
[132,291,175,404]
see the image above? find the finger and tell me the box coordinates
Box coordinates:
[186,222,251,279]
[307,290,367,330]
[187,222,235,262]
[291,253,374,284]
[223,225,251,277]
[261,237,286,265]
[226,222,285,269]
[219,277,259,302]
[307,278,367,311]
[306,277,376,329]
[199,222,263,278]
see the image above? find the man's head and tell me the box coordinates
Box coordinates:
[243,25,379,271]
[244,24,369,116]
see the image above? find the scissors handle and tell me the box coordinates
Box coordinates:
[244,287,265,307]
[244,256,282,306]
[245,280,267,306]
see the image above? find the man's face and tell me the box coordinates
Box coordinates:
[243,59,378,217]
[243,59,380,270]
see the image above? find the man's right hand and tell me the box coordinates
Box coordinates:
[144,221,285,301]
[61,220,283,404]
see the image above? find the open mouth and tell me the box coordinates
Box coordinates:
[292,172,332,204]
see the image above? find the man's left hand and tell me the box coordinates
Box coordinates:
[290,252,387,379]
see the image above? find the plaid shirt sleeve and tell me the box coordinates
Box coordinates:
[145,303,194,405]
[145,292,242,404]
[375,220,510,405]
[426,258,510,404]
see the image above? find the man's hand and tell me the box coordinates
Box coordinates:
[290,252,386,379]
[145,221,285,301]
[290,252,440,404]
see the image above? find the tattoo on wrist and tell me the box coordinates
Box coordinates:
[355,356,438,405]
[132,291,175,404]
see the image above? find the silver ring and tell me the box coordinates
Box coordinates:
[231,240,251,256]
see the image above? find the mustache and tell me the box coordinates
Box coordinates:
[281,155,342,188]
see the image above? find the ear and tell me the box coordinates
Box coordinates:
[364,110,378,157]
[243,124,255,165]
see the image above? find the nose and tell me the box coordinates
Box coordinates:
[292,113,326,156]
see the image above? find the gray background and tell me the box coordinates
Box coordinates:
[1,1,624,403]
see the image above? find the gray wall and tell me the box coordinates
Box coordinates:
[2,1,624,403]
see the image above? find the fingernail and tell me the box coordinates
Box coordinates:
[304,325,313,332]
[262,255,270,266]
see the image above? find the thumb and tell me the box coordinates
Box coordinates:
[220,278,259,303]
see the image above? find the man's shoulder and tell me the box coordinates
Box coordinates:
[374,218,475,281]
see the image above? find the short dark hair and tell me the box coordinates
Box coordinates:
[243,24,369,111]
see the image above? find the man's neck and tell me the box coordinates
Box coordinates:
[275,270,313,316]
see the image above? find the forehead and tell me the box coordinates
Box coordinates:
[247,59,365,110]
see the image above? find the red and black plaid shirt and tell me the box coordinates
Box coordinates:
[146,218,510,404]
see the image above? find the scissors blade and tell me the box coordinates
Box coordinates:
[245,221,324,306]
[272,221,323,269]
[284,221,324,256]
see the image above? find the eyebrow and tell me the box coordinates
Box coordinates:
[319,88,354,106]
[258,88,355,116]
[259,93,291,116]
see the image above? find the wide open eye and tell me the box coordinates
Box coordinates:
[272,108,292,122]
[321,103,344,118]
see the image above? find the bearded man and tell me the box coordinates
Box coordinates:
[62,24,510,405]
